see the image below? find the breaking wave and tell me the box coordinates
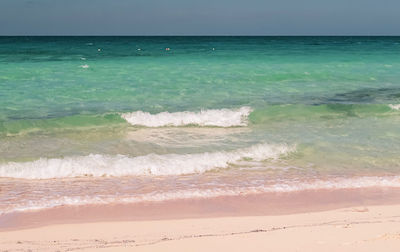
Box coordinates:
[120,107,252,127]
[0,143,294,179]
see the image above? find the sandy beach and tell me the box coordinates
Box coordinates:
[1,203,400,251]
[1,188,400,251]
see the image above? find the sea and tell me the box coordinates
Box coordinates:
[1,36,400,214]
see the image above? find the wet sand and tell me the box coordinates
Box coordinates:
[1,188,400,251]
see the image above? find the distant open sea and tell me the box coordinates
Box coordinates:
[1,36,400,213]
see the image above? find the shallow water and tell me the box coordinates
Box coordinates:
[1,36,400,213]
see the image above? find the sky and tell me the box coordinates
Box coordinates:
[0,0,400,35]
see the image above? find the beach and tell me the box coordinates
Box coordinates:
[1,188,400,251]
[1,201,400,251]
[1,36,400,250]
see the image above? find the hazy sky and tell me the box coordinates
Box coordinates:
[1,0,400,35]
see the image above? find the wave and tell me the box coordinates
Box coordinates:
[120,107,252,127]
[389,104,400,110]
[0,143,294,179]
[0,107,252,136]
[5,175,400,213]
[2,104,399,136]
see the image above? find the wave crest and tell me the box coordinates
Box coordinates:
[120,107,252,127]
[0,143,294,179]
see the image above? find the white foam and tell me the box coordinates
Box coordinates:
[120,107,252,127]
[267,176,400,192]
[389,104,400,110]
[0,143,294,179]
[80,64,89,69]
[6,175,400,214]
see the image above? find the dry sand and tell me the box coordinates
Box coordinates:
[1,204,400,251]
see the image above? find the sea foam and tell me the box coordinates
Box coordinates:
[389,104,400,110]
[120,107,252,127]
[0,143,294,179]
[6,175,400,213]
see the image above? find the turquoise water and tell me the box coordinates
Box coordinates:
[1,37,400,213]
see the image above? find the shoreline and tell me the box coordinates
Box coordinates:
[2,188,400,251]
[2,187,400,231]
[1,203,400,251]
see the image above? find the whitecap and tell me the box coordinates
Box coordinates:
[0,143,294,179]
[121,107,252,127]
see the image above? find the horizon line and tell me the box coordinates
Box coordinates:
[1,34,400,37]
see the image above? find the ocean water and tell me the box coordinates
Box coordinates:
[1,36,400,213]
